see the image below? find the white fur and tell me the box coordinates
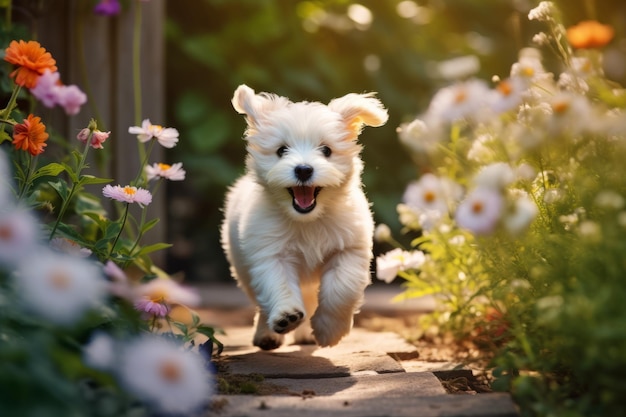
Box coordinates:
[221,84,388,349]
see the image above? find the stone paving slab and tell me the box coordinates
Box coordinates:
[208,393,520,417]
[263,372,446,398]
[219,327,417,377]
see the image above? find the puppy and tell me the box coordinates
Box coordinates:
[221,85,388,350]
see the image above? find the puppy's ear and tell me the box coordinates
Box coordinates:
[328,93,389,139]
[232,84,290,128]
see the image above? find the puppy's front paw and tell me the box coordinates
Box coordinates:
[270,309,305,334]
[310,312,353,347]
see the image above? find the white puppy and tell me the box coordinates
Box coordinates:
[221,85,388,350]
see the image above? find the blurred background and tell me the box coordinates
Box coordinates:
[163,0,626,283]
[4,0,625,283]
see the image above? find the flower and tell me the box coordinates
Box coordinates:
[29,70,61,107]
[128,119,179,148]
[83,332,116,371]
[4,40,57,89]
[94,0,121,16]
[118,335,213,414]
[77,128,110,149]
[49,238,93,257]
[14,250,107,325]
[373,223,392,243]
[503,191,538,235]
[0,208,40,266]
[12,114,49,156]
[30,70,87,115]
[566,20,614,49]
[56,84,87,115]
[403,173,459,216]
[103,184,152,207]
[376,248,426,283]
[473,162,516,191]
[133,278,201,318]
[455,187,504,235]
[426,79,491,123]
[489,77,527,114]
[528,1,557,22]
[145,162,186,181]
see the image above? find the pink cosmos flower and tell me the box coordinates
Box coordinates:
[94,0,121,15]
[145,162,186,181]
[128,119,179,148]
[77,128,110,149]
[132,278,201,318]
[30,69,87,115]
[30,70,61,107]
[102,185,152,207]
[57,84,87,115]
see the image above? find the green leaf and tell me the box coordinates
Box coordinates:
[31,163,66,182]
[48,179,70,201]
[135,242,172,256]
[140,218,160,234]
[79,175,114,185]
[61,162,79,183]
[0,129,11,145]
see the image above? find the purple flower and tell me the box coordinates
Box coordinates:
[134,298,169,317]
[30,70,61,108]
[94,0,121,16]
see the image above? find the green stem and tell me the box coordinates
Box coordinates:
[132,139,155,187]
[0,84,22,138]
[16,153,33,200]
[48,131,94,240]
[128,204,149,256]
[4,1,11,32]
[109,203,130,258]
[133,1,146,165]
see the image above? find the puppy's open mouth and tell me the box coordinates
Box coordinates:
[288,186,321,214]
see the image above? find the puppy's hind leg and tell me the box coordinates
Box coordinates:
[253,309,285,350]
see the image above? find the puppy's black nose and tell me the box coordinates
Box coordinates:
[294,164,314,182]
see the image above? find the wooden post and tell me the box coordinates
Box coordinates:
[26,0,167,267]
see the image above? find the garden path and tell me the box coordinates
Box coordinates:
[196,284,519,417]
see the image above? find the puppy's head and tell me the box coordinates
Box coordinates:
[232,84,388,221]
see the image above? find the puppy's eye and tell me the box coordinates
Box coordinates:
[320,145,332,157]
[277,146,288,157]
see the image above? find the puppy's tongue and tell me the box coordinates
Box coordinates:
[292,186,316,209]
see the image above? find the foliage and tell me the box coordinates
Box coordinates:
[375,2,626,416]
[0,2,219,416]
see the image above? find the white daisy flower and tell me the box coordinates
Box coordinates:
[426,79,491,123]
[14,250,107,326]
[145,162,186,181]
[504,192,538,235]
[83,332,116,371]
[128,119,179,148]
[102,184,152,207]
[118,335,213,414]
[490,77,527,114]
[473,162,516,191]
[49,237,92,257]
[0,208,40,267]
[455,187,504,235]
[546,92,592,135]
[376,248,426,283]
[403,173,460,216]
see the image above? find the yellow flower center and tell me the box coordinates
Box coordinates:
[148,288,168,303]
[472,201,484,214]
[159,359,182,383]
[522,67,534,77]
[454,89,467,104]
[123,186,137,196]
[497,80,513,96]
[423,190,436,203]
[158,163,171,171]
[552,101,569,114]
[0,224,13,241]
[50,270,70,290]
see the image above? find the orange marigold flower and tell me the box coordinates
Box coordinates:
[12,114,49,156]
[4,40,58,89]
[566,20,614,49]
